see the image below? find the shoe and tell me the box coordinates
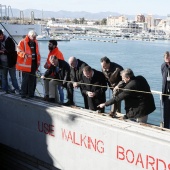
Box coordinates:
[108,112,117,118]
[123,115,128,119]
[48,98,55,103]
[21,95,26,98]
[27,95,34,99]
[15,89,20,95]
[43,95,49,101]
[63,101,75,106]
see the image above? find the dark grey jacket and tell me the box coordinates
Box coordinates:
[105,76,156,118]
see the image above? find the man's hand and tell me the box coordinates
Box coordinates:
[97,103,105,108]
[41,75,45,79]
[73,82,78,88]
[86,91,95,97]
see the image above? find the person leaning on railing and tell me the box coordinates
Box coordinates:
[98,68,156,123]
[100,56,123,117]
[41,55,70,103]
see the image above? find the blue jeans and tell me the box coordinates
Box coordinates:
[1,60,20,91]
[58,86,64,103]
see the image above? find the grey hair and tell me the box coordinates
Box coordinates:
[120,68,134,78]
[28,30,37,37]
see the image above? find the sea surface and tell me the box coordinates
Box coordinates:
[16,36,170,126]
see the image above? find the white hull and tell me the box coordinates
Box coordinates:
[0,94,170,170]
[0,23,41,37]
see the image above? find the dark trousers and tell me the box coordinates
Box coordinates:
[21,61,37,97]
[163,97,170,129]
[87,97,105,113]
[67,82,88,108]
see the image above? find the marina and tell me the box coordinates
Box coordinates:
[1,2,170,170]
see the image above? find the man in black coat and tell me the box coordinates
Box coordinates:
[65,56,88,107]
[41,55,70,103]
[161,51,170,129]
[0,29,20,93]
[100,56,123,117]
[98,68,155,123]
[81,66,107,113]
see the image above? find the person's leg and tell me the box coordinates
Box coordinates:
[21,72,29,97]
[49,79,59,102]
[136,115,148,123]
[28,72,36,97]
[58,86,64,103]
[65,82,74,104]
[8,66,20,90]
[163,97,170,128]
[1,61,8,92]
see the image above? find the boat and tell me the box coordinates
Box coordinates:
[0,4,41,37]
[36,34,52,41]
[0,92,170,170]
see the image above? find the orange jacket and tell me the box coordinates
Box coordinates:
[16,36,41,72]
[45,47,64,68]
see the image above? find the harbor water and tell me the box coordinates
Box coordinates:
[15,36,169,126]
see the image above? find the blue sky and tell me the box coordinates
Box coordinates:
[2,0,170,16]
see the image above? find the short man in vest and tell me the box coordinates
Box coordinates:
[16,30,41,98]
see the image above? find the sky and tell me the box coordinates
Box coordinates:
[2,0,170,16]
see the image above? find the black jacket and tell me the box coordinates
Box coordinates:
[105,76,156,118]
[70,59,88,82]
[44,59,70,86]
[0,36,16,68]
[81,69,107,104]
[102,62,123,88]
[161,62,170,101]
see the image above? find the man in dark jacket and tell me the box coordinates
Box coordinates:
[41,55,70,103]
[65,56,88,107]
[0,29,20,93]
[81,66,107,113]
[100,56,123,117]
[161,51,170,129]
[98,68,155,123]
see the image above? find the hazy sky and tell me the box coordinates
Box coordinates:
[2,0,170,16]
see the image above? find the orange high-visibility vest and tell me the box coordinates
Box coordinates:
[16,36,41,72]
[45,47,64,68]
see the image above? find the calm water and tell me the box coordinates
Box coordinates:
[27,37,170,126]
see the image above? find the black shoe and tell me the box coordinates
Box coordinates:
[108,112,117,118]
[27,95,34,99]
[21,95,26,98]
[48,98,55,103]
[63,101,75,106]
[123,115,128,119]
[43,95,49,101]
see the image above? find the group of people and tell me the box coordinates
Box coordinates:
[0,29,169,128]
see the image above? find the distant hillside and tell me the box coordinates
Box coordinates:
[11,8,166,20]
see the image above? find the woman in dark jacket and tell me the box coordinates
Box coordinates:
[98,68,155,123]
[161,51,170,129]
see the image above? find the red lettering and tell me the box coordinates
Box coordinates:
[97,140,104,153]
[38,121,43,132]
[61,129,104,154]
[156,159,166,170]
[49,125,54,137]
[88,137,96,151]
[73,132,80,146]
[44,123,49,134]
[135,153,144,168]
[38,121,55,137]
[168,164,170,170]
[126,149,134,163]
[80,134,87,148]
[117,146,125,160]
[146,155,155,170]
